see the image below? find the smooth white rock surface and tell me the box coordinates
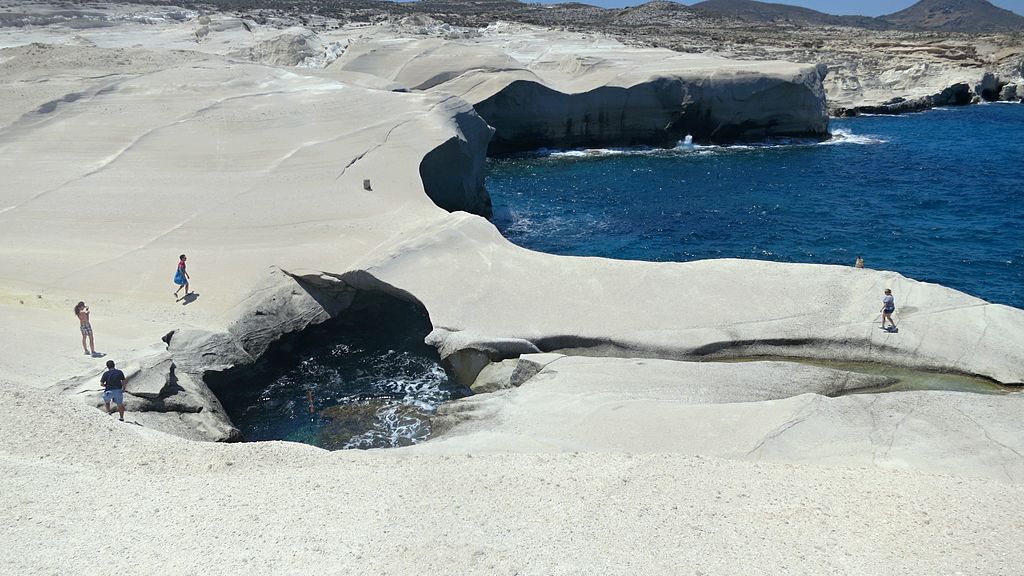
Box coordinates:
[2,6,1023,574]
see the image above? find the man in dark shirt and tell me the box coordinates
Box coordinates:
[100,360,128,421]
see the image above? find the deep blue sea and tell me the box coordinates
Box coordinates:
[488,104,1024,309]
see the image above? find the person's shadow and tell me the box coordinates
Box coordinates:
[180,292,200,306]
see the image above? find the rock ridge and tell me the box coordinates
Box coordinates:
[330,35,831,152]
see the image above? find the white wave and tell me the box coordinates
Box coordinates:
[342,402,429,449]
[543,146,646,158]
[820,128,886,146]
[525,128,881,160]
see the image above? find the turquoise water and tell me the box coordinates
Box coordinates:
[488,104,1024,309]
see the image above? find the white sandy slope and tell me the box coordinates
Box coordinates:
[3,386,1024,576]
[1,6,1024,575]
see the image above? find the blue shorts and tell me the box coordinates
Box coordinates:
[103,388,124,406]
[884,307,894,315]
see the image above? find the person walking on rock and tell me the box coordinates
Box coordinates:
[75,301,96,356]
[880,288,896,331]
[100,360,127,421]
[173,254,190,300]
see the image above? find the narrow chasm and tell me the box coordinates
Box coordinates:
[205,292,471,450]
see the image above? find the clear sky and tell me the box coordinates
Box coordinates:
[540,0,1024,17]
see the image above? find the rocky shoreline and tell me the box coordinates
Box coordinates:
[2,3,1024,574]
[1,0,1022,446]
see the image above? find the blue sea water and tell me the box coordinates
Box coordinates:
[488,104,1024,309]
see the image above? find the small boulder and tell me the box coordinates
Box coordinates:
[470,359,519,393]
[126,357,173,399]
[509,353,566,387]
[426,328,540,387]
[999,83,1019,102]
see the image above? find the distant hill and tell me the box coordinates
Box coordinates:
[881,0,1024,32]
[689,0,882,28]
[411,0,527,12]
[608,0,697,25]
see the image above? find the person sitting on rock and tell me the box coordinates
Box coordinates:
[100,360,128,421]
[855,256,864,268]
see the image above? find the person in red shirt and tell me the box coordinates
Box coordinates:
[173,254,191,300]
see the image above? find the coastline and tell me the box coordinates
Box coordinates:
[2,3,1024,574]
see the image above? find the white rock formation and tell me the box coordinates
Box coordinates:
[1,5,1023,574]
[245,26,325,67]
[60,349,238,441]
[431,354,1024,481]
[330,33,830,150]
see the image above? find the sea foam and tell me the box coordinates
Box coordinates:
[533,127,883,160]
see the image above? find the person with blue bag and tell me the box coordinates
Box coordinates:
[173,253,191,300]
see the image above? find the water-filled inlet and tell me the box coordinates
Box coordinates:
[207,293,470,450]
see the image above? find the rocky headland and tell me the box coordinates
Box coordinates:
[1,1,1023,574]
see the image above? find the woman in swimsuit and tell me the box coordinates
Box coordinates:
[74,301,95,356]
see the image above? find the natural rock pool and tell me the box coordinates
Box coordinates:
[207,295,470,450]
